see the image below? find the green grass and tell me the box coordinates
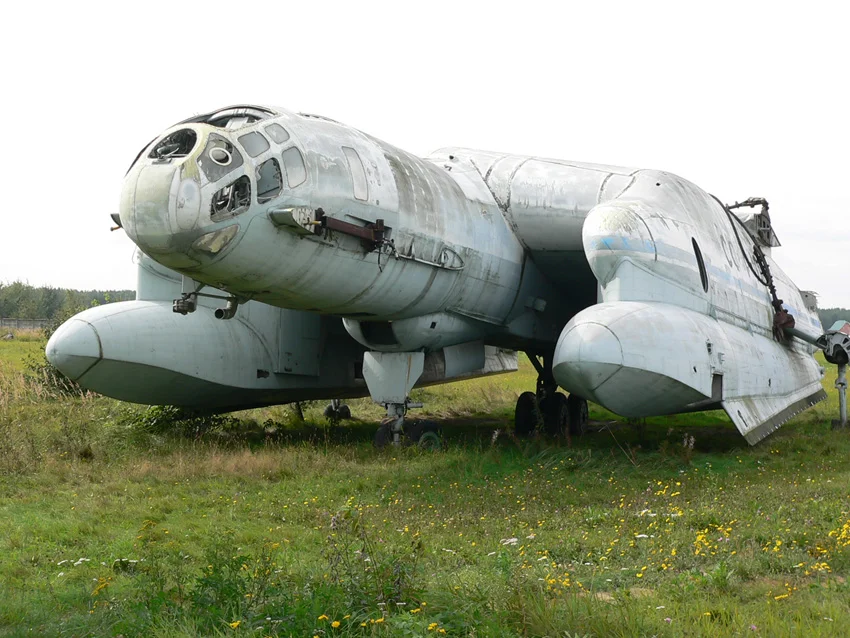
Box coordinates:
[1,341,849,637]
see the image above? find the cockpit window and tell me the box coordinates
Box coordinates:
[238,132,270,158]
[257,159,282,203]
[692,237,709,292]
[210,176,251,220]
[178,105,276,129]
[148,129,197,160]
[264,123,290,144]
[342,147,369,201]
[198,133,244,183]
[282,147,307,187]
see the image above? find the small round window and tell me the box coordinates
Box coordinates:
[692,237,709,292]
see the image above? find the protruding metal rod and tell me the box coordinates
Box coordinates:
[784,326,821,346]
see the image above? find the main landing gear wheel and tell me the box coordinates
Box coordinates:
[514,391,540,438]
[567,395,589,437]
[405,420,442,450]
[323,400,352,424]
[540,392,569,437]
[374,417,394,448]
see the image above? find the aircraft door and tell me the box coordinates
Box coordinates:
[276,309,324,376]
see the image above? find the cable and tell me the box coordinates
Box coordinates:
[710,194,794,341]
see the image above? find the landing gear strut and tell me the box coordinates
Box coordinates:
[515,351,588,438]
[362,352,443,448]
[323,399,352,424]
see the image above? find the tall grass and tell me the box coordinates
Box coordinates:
[1,340,850,636]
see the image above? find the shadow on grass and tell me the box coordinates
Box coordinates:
[152,406,751,459]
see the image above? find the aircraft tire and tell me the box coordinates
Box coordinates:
[338,404,352,420]
[515,391,539,437]
[374,420,393,448]
[406,420,442,450]
[567,395,589,437]
[541,392,569,437]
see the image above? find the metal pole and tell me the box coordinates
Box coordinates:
[837,363,847,428]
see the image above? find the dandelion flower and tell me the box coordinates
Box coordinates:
[318,614,329,621]
[332,620,340,628]
[228,620,241,629]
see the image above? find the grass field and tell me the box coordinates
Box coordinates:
[1,337,849,637]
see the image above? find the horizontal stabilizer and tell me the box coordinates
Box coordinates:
[723,384,827,445]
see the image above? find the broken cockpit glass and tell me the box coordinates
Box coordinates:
[257,159,282,203]
[210,176,251,220]
[148,129,197,161]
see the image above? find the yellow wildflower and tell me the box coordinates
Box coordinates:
[332,620,340,628]
[229,620,241,629]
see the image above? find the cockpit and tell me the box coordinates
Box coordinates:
[127,105,286,173]
[120,104,313,264]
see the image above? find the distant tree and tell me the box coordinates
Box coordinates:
[818,307,850,330]
[0,281,134,320]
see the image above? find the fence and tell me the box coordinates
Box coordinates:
[1,318,49,331]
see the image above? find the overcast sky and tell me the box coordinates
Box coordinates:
[2,1,847,307]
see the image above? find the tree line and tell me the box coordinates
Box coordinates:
[819,307,850,330]
[0,281,134,321]
[1,279,846,331]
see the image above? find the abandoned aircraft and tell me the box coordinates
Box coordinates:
[47,104,849,445]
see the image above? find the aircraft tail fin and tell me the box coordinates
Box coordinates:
[723,384,827,445]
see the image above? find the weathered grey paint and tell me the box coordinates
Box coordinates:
[81,104,830,442]
[46,250,518,409]
[553,170,825,443]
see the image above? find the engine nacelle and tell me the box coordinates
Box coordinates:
[342,312,489,353]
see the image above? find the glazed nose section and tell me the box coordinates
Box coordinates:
[553,320,623,404]
[582,202,656,287]
[46,319,102,381]
[121,127,204,269]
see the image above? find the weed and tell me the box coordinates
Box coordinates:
[325,503,423,613]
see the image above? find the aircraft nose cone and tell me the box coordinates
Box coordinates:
[553,320,623,402]
[45,319,102,381]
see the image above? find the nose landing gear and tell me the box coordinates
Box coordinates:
[515,352,588,439]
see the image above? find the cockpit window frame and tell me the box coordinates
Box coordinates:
[237,131,271,158]
[282,146,307,188]
[197,133,245,183]
[256,158,283,204]
[177,105,277,129]
[264,123,291,144]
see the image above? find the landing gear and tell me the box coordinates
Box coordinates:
[541,392,569,436]
[373,402,408,448]
[514,351,587,439]
[567,394,589,436]
[514,391,539,437]
[323,399,351,424]
[362,352,429,447]
[405,420,443,450]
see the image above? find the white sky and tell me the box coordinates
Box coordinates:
[2,1,847,307]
